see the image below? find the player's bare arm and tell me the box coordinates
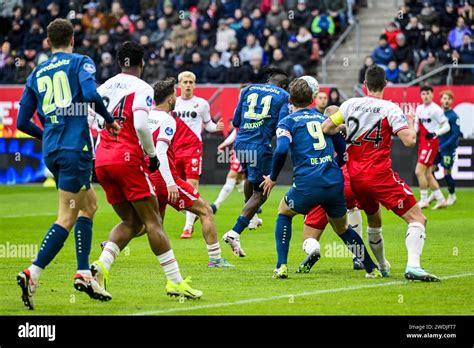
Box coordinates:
[398,110,417,148]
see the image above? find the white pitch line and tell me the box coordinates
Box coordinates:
[0,212,57,218]
[125,272,474,316]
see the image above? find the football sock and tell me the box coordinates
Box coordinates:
[184,211,197,231]
[275,214,292,268]
[231,215,250,234]
[74,216,92,271]
[367,227,387,267]
[348,208,362,236]
[445,174,455,194]
[157,249,183,284]
[433,189,445,201]
[339,226,377,273]
[33,223,69,270]
[214,178,236,209]
[27,264,43,283]
[405,222,425,268]
[207,242,221,261]
[302,237,320,255]
[420,189,428,202]
[99,241,120,271]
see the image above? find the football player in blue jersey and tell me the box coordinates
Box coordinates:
[15,19,120,309]
[434,90,462,205]
[260,77,381,279]
[222,68,290,257]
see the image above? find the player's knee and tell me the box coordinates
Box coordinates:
[55,216,75,232]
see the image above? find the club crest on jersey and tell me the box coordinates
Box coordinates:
[83,63,96,74]
[146,96,153,107]
[192,158,198,166]
[165,127,174,136]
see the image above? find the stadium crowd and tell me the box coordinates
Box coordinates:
[362,0,474,85]
[0,0,360,85]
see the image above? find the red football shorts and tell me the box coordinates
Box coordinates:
[230,150,244,173]
[153,176,200,215]
[95,165,155,205]
[175,156,202,180]
[418,138,439,166]
[351,170,417,217]
[304,166,357,230]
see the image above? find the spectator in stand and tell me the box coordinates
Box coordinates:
[132,18,152,42]
[311,8,336,53]
[294,1,313,28]
[437,41,455,64]
[276,19,296,46]
[358,55,375,84]
[110,1,135,33]
[96,33,115,61]
[76,35,96,62]
[328,87,342,107]
[7,20,26,52]
[424,23,446,53]
[236,17,254,47]
[251,8,266,42]
[419,0,439,28]
[398,61,416,83]
[286,35,309,67]
[260,0,284,14]
[110,23,131,51]
[419,51,443,85]
[88,17,107,44]
[226,53,251,83]
[159,39,176,72]
[220,38,239,67]
[296,25,313,55]
[96,52,118,84]
[81,2,108,32]
[460,33,474,73]
[190,52,205,81]
[239,34,263,64]
[198,20,216,46]
[197,37,213,64]
[23,20,45,53]
[384,22,402,49]
[203,51,227,83]
[395,5,410,29]
[142,51,160,83]
[266,3,287,31]
[0,42,11,69]
[325,0,348,28]
[263,35,280,65]
[215,19,237,53]
[372,34,393,68]
[14,54,32,84]
[439,2,458,34]
[35,38,51,65]
[385,60,400,83]
[162,3,180,27]
[393,33,414,66]
[170,16,197,51]
[448,17,472,49]
[249,54,266,83]
[39,2,61,29]
[150,18,171,47]
[404,15,424,50]
[271,48,293,76]
[0,55,15,84]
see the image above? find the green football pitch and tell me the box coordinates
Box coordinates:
[0,184,473,315]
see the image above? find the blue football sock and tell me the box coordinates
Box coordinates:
[74,216,93,270]
[33,224,70,269]
[275,214,293,268]
[445,174,455,194]
[232,215,250,234]
[339,226,377,273]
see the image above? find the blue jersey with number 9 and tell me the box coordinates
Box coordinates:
[20,52,97,157]
[276,108,343,188]
[232,83,290,146]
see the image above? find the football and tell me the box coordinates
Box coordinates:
[299,75,320,98]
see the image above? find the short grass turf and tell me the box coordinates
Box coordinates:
[0,184,473,315]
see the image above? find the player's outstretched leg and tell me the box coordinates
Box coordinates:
[329,214,381,278]
[426,168,447,210]
[365,208,391,277]
[296,225,322,274]
[223,182,267,257]
[186,199,234,268]
[347,208,365,270]
[444,169,457,205]
[211,170,239,214]
[401,205,440,282]
[133,196,203,299]
[415,163,431,209]
[181,178,200,239]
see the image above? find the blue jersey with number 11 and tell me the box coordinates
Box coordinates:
[20,52,97,157]
[232,83,289,146]
[277,108,343,188]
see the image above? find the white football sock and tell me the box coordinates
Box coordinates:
[99,241,120,271]
[367,227,387,267]
[433,189,445,202]
[405,222,426,268]
[214,178,236,209]
[207,242,221,261]
[348,208,362,236]
[157,249,183,284]
[302,238,320,255]
[420,189,428,202]
[77,269,93,279]
[28,264,43,283]
[184,211,197,231]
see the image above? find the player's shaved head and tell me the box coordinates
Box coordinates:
[365,65,386,93]
[47,19,74,49]
[266,67,290,90]
[117,41,145,69]
[324,105,340,117]
[289,78,313,108]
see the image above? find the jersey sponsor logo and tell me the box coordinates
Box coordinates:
[146,96,152,107]
[175,111,198,118]
[83,63,96,74]
[35,59,70,78]
[165,127,174,136]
